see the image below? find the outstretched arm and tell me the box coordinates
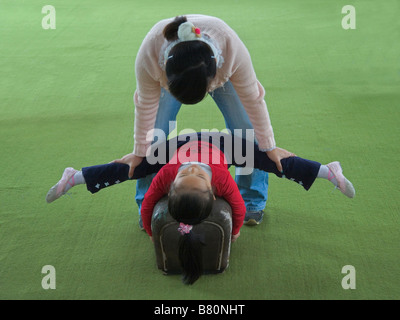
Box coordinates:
[213,169,246,241]
[141,165,176,236]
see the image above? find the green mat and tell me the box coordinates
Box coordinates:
[1,0,399,300]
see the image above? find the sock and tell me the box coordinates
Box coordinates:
[317,165,338,187]
[64,170,85,192]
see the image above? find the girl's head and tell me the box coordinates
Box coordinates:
[168,164,215,284]
[163,16,217,105]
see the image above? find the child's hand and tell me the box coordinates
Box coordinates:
[232,232,240,243]
[266,148,296,173]
[111,153,144,178]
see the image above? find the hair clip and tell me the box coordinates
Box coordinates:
[192,26,201,38]
[178,222,193,235]
[164,21,222,68]
[178,22,201,41]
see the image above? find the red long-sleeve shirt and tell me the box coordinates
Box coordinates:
[141,140,246,236]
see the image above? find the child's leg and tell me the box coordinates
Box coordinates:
[82,158,166,193]
[46,156,165,203]
[46,167,81,203]
[265,155,355,198]
[46,163,131,203]
[46,133,195,204]
[82,163,131,193]
[225,134,355,197]
[46,132,196,204]
[64,170,85,192]
[322,162,355,198]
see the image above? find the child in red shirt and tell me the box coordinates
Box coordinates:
[46,132,355,284]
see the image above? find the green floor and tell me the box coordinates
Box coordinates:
[1,0,399,300]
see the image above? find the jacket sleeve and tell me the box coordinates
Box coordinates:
[214,170,246,235]
[132,31,163,157]
[228,32,276,151]
[141,166,175,236]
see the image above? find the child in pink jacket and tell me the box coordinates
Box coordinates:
[117,15,290,226]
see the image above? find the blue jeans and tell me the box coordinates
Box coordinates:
[135,81,269,213]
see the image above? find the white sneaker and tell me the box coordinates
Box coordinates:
[326,162,355,198]
[46,167,77,203]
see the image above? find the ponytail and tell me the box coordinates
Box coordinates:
[168,183,214,285]
[163,16,188,41]
[178,232,205,285]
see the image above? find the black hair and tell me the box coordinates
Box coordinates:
[168,182,214,285]
[163,16,217,105]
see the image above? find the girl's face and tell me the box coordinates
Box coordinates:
[174,164,213,193]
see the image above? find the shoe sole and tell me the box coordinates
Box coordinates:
[45,183,60,203]
[46,168,77,203]
[244,219,261,226]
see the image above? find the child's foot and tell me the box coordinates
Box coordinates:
[46,167,77,203]
[326,162,355,198]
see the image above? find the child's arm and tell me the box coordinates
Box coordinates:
[141,165,176,236]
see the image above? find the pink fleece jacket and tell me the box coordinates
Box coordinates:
[133,14,275,156]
